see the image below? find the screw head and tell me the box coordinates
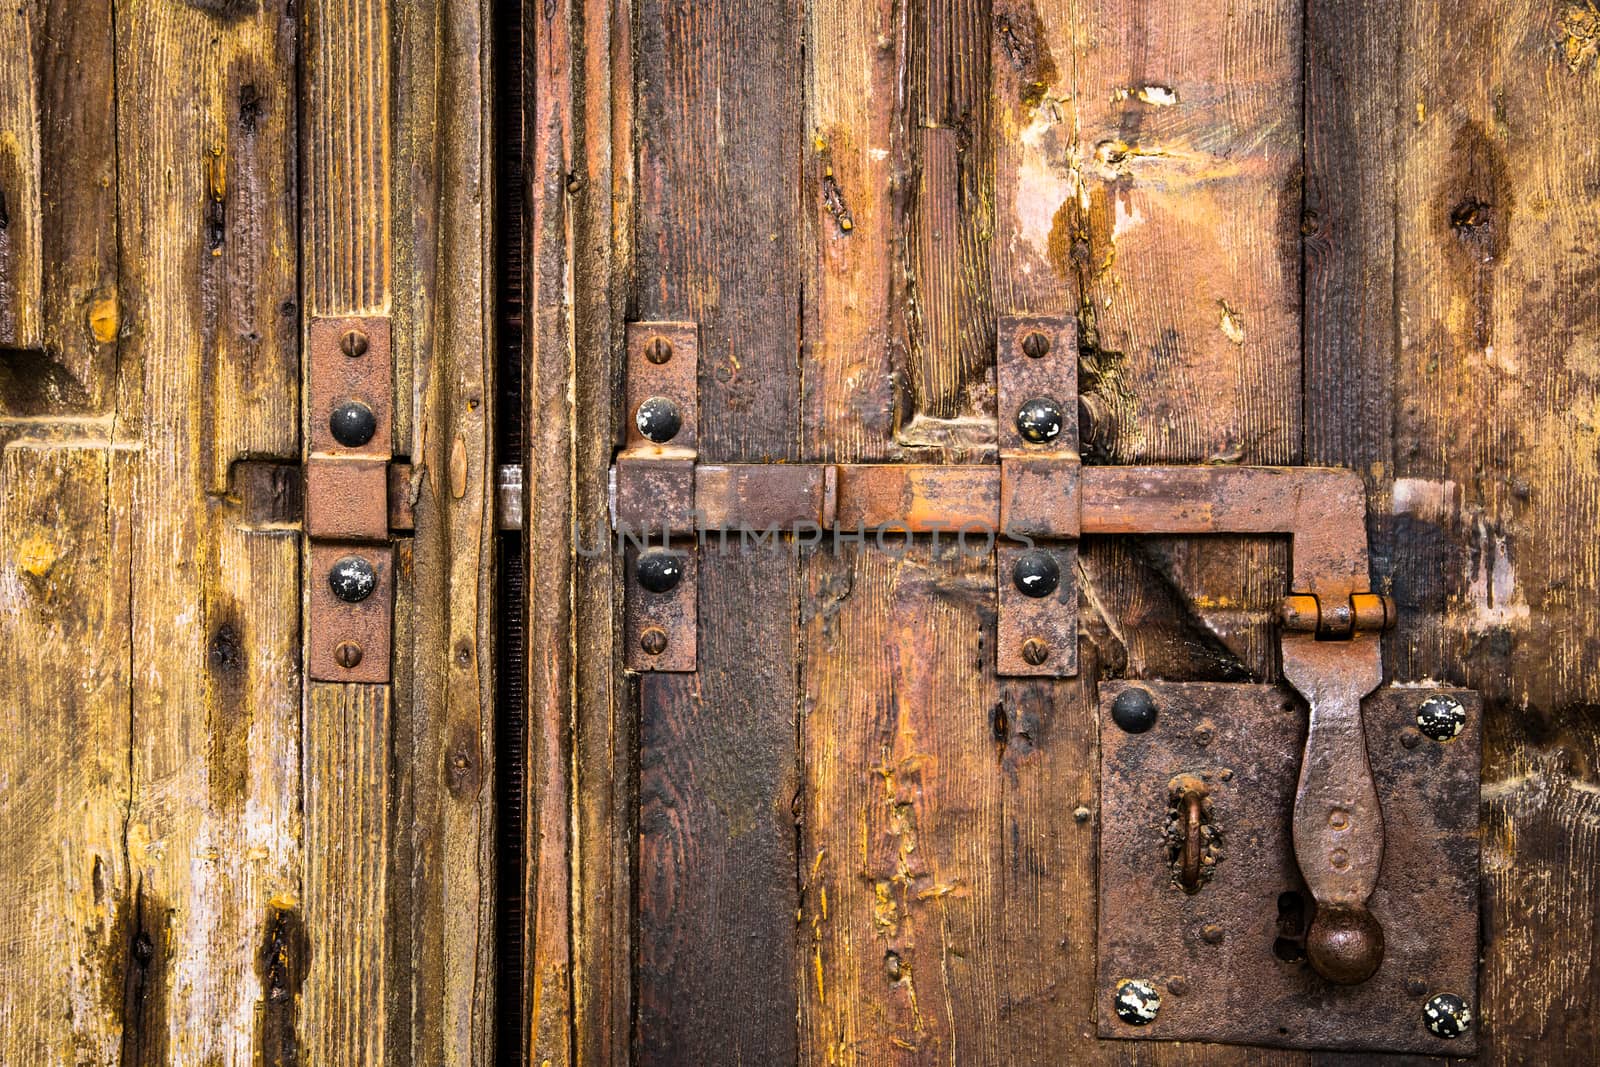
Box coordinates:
[334,641,364,668]
[1015,397,1064,444]
[1422,992,1472,1039]
[1012,549,1061,598]
[1112,979,1161,1026]
[635,396,683,443]
[636,549,686,594]
[644,336,674,364]
[1200,923,1225,945]
[1416,695,1466,742]
[328,555,378,603]
[340,329,370,357]
[329,400,378,447]
[1021,330,1052,359]
[1022,637,1050,665]
[640,627,669,656]
[1111,687,1158,734]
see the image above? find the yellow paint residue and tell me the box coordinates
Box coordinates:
[1218,300,1245,344]
[89,294,119,343]
[17,535,58,578]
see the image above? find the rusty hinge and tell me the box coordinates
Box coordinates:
[305,315,397,683]
[608,313,1482,1046]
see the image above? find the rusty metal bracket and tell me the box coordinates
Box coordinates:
[305,315,396,683]
[1098,682,1480,1053]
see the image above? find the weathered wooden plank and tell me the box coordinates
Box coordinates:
[799,545,1007,1064]
[0,443,133,1063]
[0,0,119,414]
[113,1,302,1061]
[802,0,903,462]
[387,0,499,1062]
[632,0,804,1059]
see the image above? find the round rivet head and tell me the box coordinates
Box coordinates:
[636,396,683,443]
[329,400,377,447]
[1012,550,1061,598]
[1112,687,1158,734]
[1021,330,1052,359]
[1015,397,1064,444]
[1416,695,1466,742]
[1113,978,1161,1026]
[1422,992,1472,1039]
[636,549,685,594]
[328,555,378,603]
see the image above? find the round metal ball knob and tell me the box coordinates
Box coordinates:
[1015,397,1064,444]
[1111,687,1158,734]
[636,396,683,444]
[328,555,378,603]
[1306,904,1384,985]
[329,400,377,447]
[636,549,685,594]
[1012,550,1061,598]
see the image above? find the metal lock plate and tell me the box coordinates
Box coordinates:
[307,542,395,684]
[1097,682,1480,1054]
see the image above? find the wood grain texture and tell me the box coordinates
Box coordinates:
[1306,0,1600,1060]
[0,443,133,1063]
[112,3,303,1063]
[631,0,804,1059]
[0,0,119,414]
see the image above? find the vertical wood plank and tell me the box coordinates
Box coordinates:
[631,0,804,1060]
[113,1,303,1061]
[0,444,132,1063]
[0,0,119,413]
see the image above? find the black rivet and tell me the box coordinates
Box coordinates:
[329,401,377,447]
[1015,397,1064,444]
[1112,687,1158,734]
[636,549,685,594]
[1021,330,1051,359]
[1422,992,1472,1039]
[1416,696,1466,742]
[1012,550,1061,598]
[1113,979,1161,1025]
[636,396,682,443]
[328,555,377,603]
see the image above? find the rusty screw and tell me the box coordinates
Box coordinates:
[1112,979,1161,1026]
[640,627,668,656]
[1022,637,1050,665]
[334,641,364,668]
[340,329,370,358]
[644,336,674,364]
[1021,330,1051,359]
[1422,992,1472,1039]
[1200,923,1225,945]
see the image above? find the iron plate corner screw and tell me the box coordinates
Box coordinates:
[636,549,685,594]
[1113,979,1161,1026]
[1022,637,1050,665]
[1422,992,1472,1039]
[1416,695,1466,742]
[328,555,377,603]
[340,329,369,358]
[1015,396,1065,444]
[636,396,683,443]
[640,627,668,656]
[1111,687,1158,734]
[1012,550,1061,598]
[644,336,673,364]
[329,400,378,447]
[1199,923,1225,945]
[1021,330,1051,359]
[334,641,364,668]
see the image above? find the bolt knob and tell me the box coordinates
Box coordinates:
[1015,397,1064,444]
[636,549,685,594]
[1111,687,1158,733]
[329,555,378,603]
[1305,904,1384,985]
[1012,550,1061,598]
[636,396,683,443]
[329,400,378,447]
